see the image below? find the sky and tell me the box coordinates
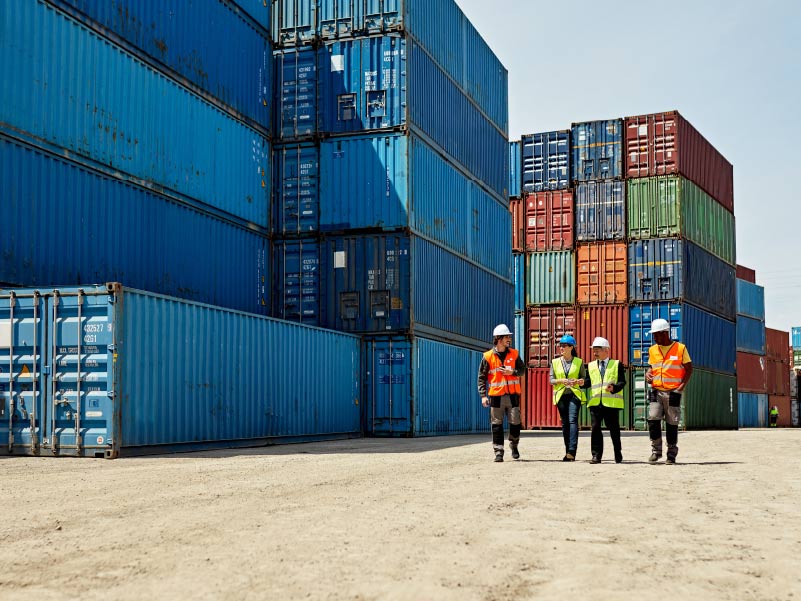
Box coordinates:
[455,0,801,333]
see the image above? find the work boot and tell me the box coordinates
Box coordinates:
[511,446,520,460]
[494,451,504,463]
[614,451,623,464]
[648,453,662,464]
[590,455,601,464]
[666,454,677,465]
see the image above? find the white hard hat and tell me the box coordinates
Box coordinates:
[650,318,670,334]
[590,336,610,348]
[493,324,513,337]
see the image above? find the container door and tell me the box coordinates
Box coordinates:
[366,338,412,435]
[45,289,116,458]
[0,291,48,455]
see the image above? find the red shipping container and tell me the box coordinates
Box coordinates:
[522,367,560,429]
[765,328,789,361]
[510,198,524,252]
[576,242,627,305]
[768,395,792,427]
[736,352,767,393]
[575,305,629,364]
[525,190,574,251]
[625,111,734,212]
[766,359,790,396]
[736,264,756,283]
[526,307,576,367]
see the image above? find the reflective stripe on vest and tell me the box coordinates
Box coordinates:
[551,357,586,405]
[484,348,522,396]
[587,360,624,409]
[648,342,687,391]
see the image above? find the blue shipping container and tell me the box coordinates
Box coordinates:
[571,119,624,182]
[514,312,525,361]
[736,279,766,321]
[628,238,736,320]
[738,393,769,428]
[320,234,512,350]
[50,0,273,130]
[575,180,626,241]
[0,285,361,458]
[233,0,271,31]
[737,315,766,355]
[277,0,509,135]
[513,253,525,313]
[1,0,271,227]
[273,142,320,234]
[521,130,571,192]
[1,135,270,315]
[275,47,318,140]
[274,238,321,325]
[793,327,801,349]
[509,140,521,198]
[364,335,491,436]
[320,132,511,278]
[629,302,736,374]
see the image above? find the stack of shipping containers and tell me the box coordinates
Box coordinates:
[274,0,512,436]
[735,267,768,427]
[790,327,801,426]
[765,327,792,427]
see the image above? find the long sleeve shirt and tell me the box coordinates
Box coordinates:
[549,358,590,391]
[477,348,526,397]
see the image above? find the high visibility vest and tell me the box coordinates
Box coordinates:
[552,357,586,405]
[484,348,522,396]
[770,408,779,417]
[648,342,688,391]
[587,359,624,409]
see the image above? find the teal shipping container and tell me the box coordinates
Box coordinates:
[0,285,361,458]
[738,393,769,428]
[525,251,575,306]
[736,279,766,321]
[363,335,491,436]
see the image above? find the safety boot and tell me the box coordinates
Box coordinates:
[494,451,504,463]
[648,453,662,464]
[511,446,520,460]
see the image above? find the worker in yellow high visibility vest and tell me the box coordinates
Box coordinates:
[550,334,588,461]
[769,405,779,427]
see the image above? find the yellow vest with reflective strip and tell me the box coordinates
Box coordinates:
[587,359,624,409]
[551,358,586,405]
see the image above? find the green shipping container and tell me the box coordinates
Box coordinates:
[525,250,575,306]
[629,368,737,430]
[578,367,632,430]
[627,176,736,266]
[793,350,801,367]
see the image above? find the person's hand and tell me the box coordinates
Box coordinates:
[645,369,654,383]
[481,396,490,407]
[502,366,515,375]
[605,384,614,393]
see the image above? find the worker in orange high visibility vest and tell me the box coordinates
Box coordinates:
[644,319,693,465]
[478,324,526,462]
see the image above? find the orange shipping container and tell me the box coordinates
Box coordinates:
[523,368,560,428]
[525,190,574,251]
[526,307,576,367]
[576,242,627,304]
[768,395,792,427]
[575,305,629,364]
[510,198,524,252]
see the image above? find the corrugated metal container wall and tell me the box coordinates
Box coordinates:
[625,111,734,212]
[769,395,792,427]
[0,285,361,458]
[513,254,525,313]
[792,400,800,426]
[275,47,318,141]
[526,307,576,368]
[525,191,574,251]
[523,368,559,428]
[630,369,650,431]
[319,234,512,350]
[521,130,571,192]
[736,279,765,320]
[364,335,491,436]
[738,393,769,428]
[576,242,627,305]
[791,371,798,400]
[274,239,321,325]
[575,305,629,364]
[1,136,270,315]
[52,0,273,130]
[509,141,521,198]
[736,352,767,394]
[736,264,756,283]
[791,327,801,349]
[626,176,736,265]
[514,312,525,361]
[794,350,801,367]
[629,302,736,373]
[575,180,626,241]
[765,328,789,360]
[0,0,271,227]
[233,0,272,31]
[272,0,316,45]
[511,198,524,252]
[319,133,511,278]
[273,143,320,234]
[766,360,789,396]
[737,315,766,355]
[571,119,623,182]
[525,251,575,306]
[628,239,736,320]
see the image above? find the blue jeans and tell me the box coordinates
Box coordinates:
[557,395,581,454]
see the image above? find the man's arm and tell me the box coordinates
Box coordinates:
[679,362,693,391]
[609,362,626,394]
[477,357,490,397]
[513,354,526,376]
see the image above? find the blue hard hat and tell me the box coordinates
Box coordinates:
[558,334,577,346]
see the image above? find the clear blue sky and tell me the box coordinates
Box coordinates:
[455,0,801,333]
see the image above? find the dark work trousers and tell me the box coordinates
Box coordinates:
[589,404,622,459]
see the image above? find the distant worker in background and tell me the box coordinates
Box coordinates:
[645,319,693,465]
[586,337,626,464]
[478,324,526,462]
[769,405,779,427]
[550,335,588,461]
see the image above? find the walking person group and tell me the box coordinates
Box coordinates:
[478,318,693,464]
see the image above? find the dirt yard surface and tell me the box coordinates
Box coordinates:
[1,429,799,600]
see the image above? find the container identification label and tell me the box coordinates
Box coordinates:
[330,55,345,72]
[378,351,405,365]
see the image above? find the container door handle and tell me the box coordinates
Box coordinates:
[640,277,652,297]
